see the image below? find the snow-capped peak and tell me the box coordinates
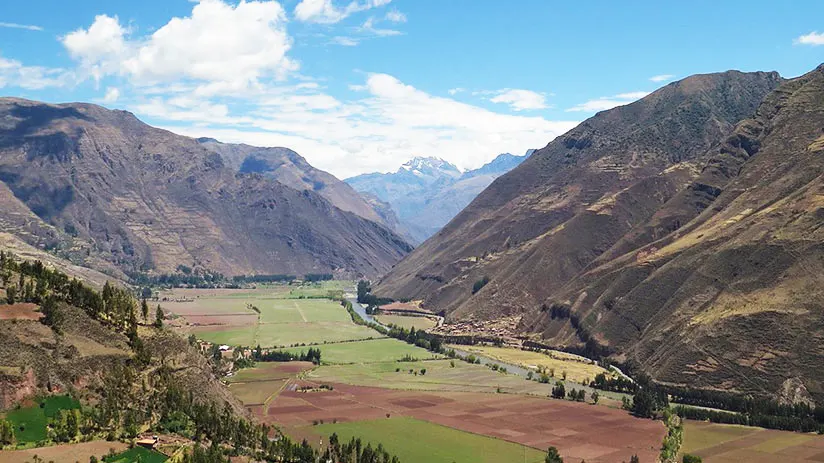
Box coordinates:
[399,156,461,178]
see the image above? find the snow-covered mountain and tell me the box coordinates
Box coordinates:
[346,152,531,243]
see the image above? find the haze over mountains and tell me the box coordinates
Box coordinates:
[346,152,531,243]
[0,98,411,279]
[376,66,824,400]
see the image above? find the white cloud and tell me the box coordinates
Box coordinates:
[448,87,464,95]
[62,0,296,88]
[566,90,650,113]
[0,22,43,31]
[359,16,401,36]
[102,87,120,103]
[385,9,406,23]
[294,0,391,24]
[137,73,579,178]
[490,89,548,111]
[0,55,73,89]
[649,74,675,82]
[330,36,360,46]
[795,31,824,46]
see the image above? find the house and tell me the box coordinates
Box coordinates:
[136,436,158,449]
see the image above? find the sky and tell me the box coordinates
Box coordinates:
[1,0,823,178]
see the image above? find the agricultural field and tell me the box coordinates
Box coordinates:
[226,362,314,406]
[374,314,437,330]
[3,395,80,443]
[103,446,169,462]
[0,441,129,463]
[267,382,664,462]
[451,345,608,384]
[680,420,824,462]
[281,338,440,364]
[160,286,380,348]
[305,358,601,396]
[0,302,42,320]
[310,417,546,463]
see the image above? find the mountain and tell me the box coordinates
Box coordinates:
[196,139,389,227]
[0,98,411,279]
[346,153,529,243]
[373,68,824,398]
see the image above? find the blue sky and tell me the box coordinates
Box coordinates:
[1,0,823,177]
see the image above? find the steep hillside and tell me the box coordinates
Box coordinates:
[347,153,529,242]
[375,69,806,396]
[197,139,389,226]
[0,98,411,279]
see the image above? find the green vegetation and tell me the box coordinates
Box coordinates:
[313,417,546,463]
[280,338,439,364]
[2,395,80,444]
[103,446,168,463]
[194,321,378,348]
[471,276,490,294]
[660,411,683,463]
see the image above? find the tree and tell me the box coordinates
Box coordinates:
[632,389,656,418]
[630,455,639,463]
[0,419,15,445]
[591,390,600,404]
[545,446,563,463]
[141,298,150,322]
[551,381,566,399]
[683,455,702,463]
[5,284,16,304]
[357,280,371,303]
[41,296,64,333]
[155,304,164,328]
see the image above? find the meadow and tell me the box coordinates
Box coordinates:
[311,417,546,463]
[3,395,80,443]
[280,338,440,364]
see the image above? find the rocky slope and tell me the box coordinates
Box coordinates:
[0,98,411,278]
[374,68,824,398]
[197,139,389,226]
[347,153,529,243]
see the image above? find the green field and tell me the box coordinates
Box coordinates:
[679,420,824,461]
[3,395,80,443]
[194,321,379,347]
[281,338,440,364]
[312,417,545,463]
[103,446,168,463]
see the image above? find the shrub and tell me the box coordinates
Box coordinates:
[683,455,702,463]
[471,276,490,294]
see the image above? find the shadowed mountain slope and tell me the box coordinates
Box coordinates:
[0,98,411,278]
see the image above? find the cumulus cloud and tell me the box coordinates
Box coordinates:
[566,90,650,112]
[0,55,73,89]
[62,0,296,88]
[294,0,391,24]
[490,89,548,111]
[448,87,464,95]
[795,31,824,46]
[141,73,579,178]
[0,22,43,31]
[649,74,675,82]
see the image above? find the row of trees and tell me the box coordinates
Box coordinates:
[356,280,394,306]
[252,346,322,365]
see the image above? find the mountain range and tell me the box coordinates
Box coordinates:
[346,152,531,243]
[0,98,411,279]
[375,66,824,400]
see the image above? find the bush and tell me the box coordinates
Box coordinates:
[471,277,490,294]
[683,455,702,463]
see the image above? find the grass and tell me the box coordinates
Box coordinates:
[680,421,755,454]
[103,446,168,463]
[680,421,821,460]
[312,417,545,463]
[3,395,80,443]
[281,338,440,364]
[451,345,608,384]
[374,314,437,331]
[229,380,287,405]
[194,321,380,348]
[5,405,48,443]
